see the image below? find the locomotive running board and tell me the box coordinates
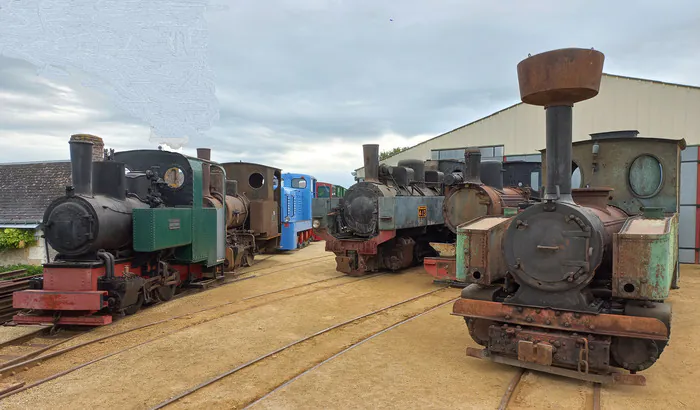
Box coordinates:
[452,299,669,340]
[12,314,112,326]
[465,347,646,386]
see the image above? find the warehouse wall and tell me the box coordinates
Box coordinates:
[356,74,700,178]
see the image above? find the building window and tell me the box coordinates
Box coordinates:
[430,145,505,161]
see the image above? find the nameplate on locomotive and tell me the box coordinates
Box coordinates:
[418,206,427,219]
[168,219,181,230]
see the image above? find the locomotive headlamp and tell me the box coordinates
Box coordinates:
[313,219,321,229]
[284,216,291,222]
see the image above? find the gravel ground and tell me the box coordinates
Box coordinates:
[0,246,697,410]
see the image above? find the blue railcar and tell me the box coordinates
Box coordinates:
[279,172,317,250]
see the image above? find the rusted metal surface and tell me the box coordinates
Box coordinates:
[517,48,605,107]
[613,213,678,300]
[452,299,669,340]
[466,347,646,386]
[516,340,553,366]
[13,290,108,311]
[456,216,512,284]
[423,257,456,281]
[362,144,380,182]
[13,313,112,325]
[323,230,397,255]
[443,184,526,233]
[489,325,611,371]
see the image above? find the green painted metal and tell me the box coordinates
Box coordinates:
[133,208,193,252]
[455,224,469,282]
[641,207,664,219]
[613,213,679,300]
[503,208,517,217]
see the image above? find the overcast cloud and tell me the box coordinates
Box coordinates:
[1,0,699,187]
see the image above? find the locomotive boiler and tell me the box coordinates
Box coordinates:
[423,149,534,284]
[12,136,280,326]
[452,48,682,384]
[312,144,453,275]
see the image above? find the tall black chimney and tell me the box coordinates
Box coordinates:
[363,144,380,182]
[517,48,605,202]
[69,139,94,196]
[464,148,482,184]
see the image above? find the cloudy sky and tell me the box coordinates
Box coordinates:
[1,0,699,188]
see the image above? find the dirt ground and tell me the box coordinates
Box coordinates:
[0,243,698,410]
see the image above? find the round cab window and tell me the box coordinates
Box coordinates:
[249,172,265,189]
[629,155,663,197]
[164,167,185,189]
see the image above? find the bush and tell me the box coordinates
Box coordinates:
[0,228,38,250]
[0,264,43,277]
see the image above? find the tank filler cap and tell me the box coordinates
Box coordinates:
[517,48,605,107]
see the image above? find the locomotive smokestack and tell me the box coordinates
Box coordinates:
[197,148,212,197]
[517,48,605,202]
[68,137,94,195]
[226,179,239,197]
[363,144,380,182]
[464,148,482,184]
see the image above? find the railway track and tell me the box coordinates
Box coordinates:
[498,368,602,410]
[0,267,382,400]
[151,291,459,409]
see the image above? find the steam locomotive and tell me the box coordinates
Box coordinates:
[12,136,281,326]
[312,144,455,276]
[452,48,682,384]
[423,148,535,284]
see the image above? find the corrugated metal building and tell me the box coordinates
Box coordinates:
[353,73,700,263]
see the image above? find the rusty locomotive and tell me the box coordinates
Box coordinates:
[452,48,682,385]
[424,148,535,284]
[12,136,282,326]
[312,144,539,276]
[312,144,455,275]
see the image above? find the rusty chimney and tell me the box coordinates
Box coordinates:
[517,48,605,202]
[363,144,380,182]
[197,148,212,197]
[70,134,104,161]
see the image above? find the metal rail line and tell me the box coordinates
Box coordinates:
[0,271,382,397]
[150,289,456,409]
[497,369,602,410]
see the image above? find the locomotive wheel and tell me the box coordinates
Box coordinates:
[124,293,144,315]
[464,318,495,347]
[610,337,664,372]
[243,251,255,267]
[156,284,177,302]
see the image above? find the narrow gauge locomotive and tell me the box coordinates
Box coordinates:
[279,172,317,250]
[12,137,281,326]
[424,149,535,284]
[312,144,454,276]
[452,48,682,385]
[311,182,344,242]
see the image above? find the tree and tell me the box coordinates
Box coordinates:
[379,146,411,161]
